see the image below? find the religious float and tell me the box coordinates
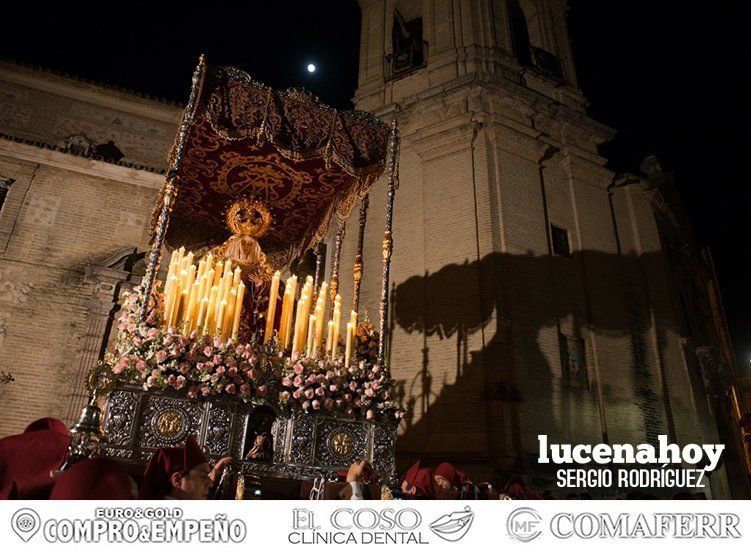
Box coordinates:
[67,56,402,498]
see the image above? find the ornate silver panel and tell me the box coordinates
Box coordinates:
[372,422,396,473]
[138,395,204,449]
[288,413,315,465]
[205,404,234,457]
[101,385,396,482]
[103,390,139,447]
[314,417,368,469]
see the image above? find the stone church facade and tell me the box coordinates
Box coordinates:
[0,1,742,497]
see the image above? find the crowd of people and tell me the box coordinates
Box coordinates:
[0,417,702,500]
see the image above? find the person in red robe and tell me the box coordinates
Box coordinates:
[433,462,468,490]
[138,435,231,499]
[0,417,71,499]
[51,458,137,499]
[400,460,436,499]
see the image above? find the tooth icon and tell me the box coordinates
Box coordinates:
[429,506,475,542]
[12,509,41,542]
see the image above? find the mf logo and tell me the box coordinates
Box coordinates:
[507,507,542,543]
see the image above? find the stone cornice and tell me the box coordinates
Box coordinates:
[0,61,182,125]
[0,136,165,189]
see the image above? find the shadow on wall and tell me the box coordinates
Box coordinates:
[390,250,696,484]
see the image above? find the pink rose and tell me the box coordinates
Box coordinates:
[258,385,267,396]
[240,383,250,395]
[248,369,258,380]
[312,400,321,410]
[203,346,213,358]
[304,389,314,399]
[315,387,325,397]
[175,376,186,389]
[323,398,334,410]
[146,328,158,340]
[213,354,223,365]
[213,337,223,348]
[187,387,198,399]
[349,381,357,391]
[293,363,304,375]
[200,386,210,396]
[344,393,352,402]
[281,391,290,401]
[329,384,338,393]
[155,350,168,363]
[225,383,237,394]
[306,374,316,384]
[227,366,238,376]
[366,410,374,420]
[112,363,124,375]
[282,377,292,387]
[292,390,301,400]
[167,374,176,386]
[293,376,303,386]
[179,363,190,374]
[335,399,344,408]
[365,388,374,397]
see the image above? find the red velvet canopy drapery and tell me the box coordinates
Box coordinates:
[153,65,390,271]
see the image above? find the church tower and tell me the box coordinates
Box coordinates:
[328,0,728,494]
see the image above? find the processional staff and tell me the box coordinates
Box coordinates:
[140,55,206,321]
[378,119,399,367]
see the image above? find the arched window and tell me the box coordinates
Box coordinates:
[507,0,532,66]
[387,6,426,79]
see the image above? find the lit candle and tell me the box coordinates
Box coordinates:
[224,289,236,340]
[331,295,342,355]
[326,320,334,356]
[278,286,292,345]
[344,322,353,367]
[306,314,317,357]
[196,297,209,334]
[206,286,218,333]
[215,300,227,337]
[264,271,281,342]
[231,281,245,340]
[174,289,189,327]
[186,280,200,331]
[292,292,308,355]
[284,276,298,348]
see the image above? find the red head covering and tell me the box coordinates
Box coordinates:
[51,458,135,500]
[24,417,68,435]
[402,461,436,499]
[138,435,207,499]
[434,462,467,488]
[503,475,542,500]
[0,417,71,499]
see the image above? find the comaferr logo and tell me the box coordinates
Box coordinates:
[507,507,542,543]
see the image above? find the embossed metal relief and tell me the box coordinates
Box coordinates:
[314,418,367,469]
[205,405,234,456]
[372,421,396,473]
[288,413,315,465]
[103,390,139,447]
[329,431,354,458]
[138,395,203,448]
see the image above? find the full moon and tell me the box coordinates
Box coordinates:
[307,63,316,73]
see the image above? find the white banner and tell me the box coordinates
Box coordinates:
[1,500,749,549]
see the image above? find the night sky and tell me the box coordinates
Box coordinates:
[2,2,747,368]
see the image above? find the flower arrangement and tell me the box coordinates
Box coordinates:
[354,315,379,363]
[105,283,403,421]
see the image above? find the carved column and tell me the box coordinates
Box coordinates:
[65,248,140,425]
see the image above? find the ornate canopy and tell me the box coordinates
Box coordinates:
[159,65,390,270]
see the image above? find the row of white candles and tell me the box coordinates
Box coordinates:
[265,273,358,365]
[162,247,245,340]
